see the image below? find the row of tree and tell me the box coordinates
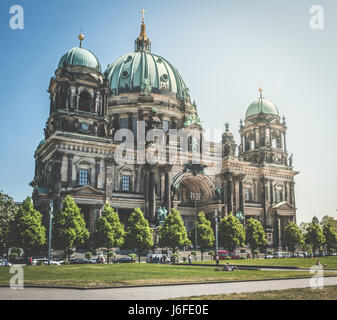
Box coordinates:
[1,190,337,261]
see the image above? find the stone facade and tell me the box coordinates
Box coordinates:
[30,23,299,249]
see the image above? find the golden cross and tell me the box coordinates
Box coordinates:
[139,8,147,23]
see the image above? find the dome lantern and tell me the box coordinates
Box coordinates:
[245,88,279,119]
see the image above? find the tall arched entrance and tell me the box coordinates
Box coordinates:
[172,172,223,232]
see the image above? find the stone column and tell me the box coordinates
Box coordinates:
[149,169,156,224]
[105,158,113,199]
[95,157,100,189]
[225,173,233,214]
[67,154,73,187]
[269,180,274,204]
[52,151,63,212]
[164,166,172,214]
[238,174,245,214]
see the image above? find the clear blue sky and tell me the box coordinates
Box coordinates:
[0,0,336,224]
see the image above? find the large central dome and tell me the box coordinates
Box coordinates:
[105,51,188,100]
[104,19,189,101]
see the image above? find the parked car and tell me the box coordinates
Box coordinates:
[264,254,273,259]
[88,258,97,264]
[0,259,12,266]
[298,251,308,258]
[70,258,87,264]
[273,252,283,258]
[32,258,60,265]
[114,256,135,263]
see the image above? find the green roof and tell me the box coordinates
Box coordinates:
[245,96,279,119]
[58,47,101,72]
[104,51,189,101]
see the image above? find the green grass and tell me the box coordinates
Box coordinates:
[175,285,337,300]
[0,263,335,287]
[183,256,337,269]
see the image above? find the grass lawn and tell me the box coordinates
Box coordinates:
[176,285,337,300]
[0,263,336,287]
[183,256,337,269]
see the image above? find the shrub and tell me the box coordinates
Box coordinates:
[191,251,196,257]
[208,251,215,259]
[36,260,44,266]
[171,253,179,263]
[8,253,18,262]
[84,252,92,261]
[128,253,137,262]
[62,260,70,265]
[10,247,21,255]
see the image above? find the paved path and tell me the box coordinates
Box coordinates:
[1,276,337,300]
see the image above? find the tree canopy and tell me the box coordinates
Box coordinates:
[159,208,191,252]
[53,195,89,259]
[219,213,245,252]
[0,191,18,254]
[283,221,304,253]
[245,218,267,253]
[189,211,215,260]
[9,197,46,256]
[124,207,153,262]
[92,204,125,250]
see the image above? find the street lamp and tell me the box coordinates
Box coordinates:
[190,192,200,257]
[48,199,54,266]
[214,209,219,258]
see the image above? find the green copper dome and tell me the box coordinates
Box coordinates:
[104,51,189,100]
[245,94,279,119]
[58,47,101,72]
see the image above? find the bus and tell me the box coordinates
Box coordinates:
[217,250,241,260]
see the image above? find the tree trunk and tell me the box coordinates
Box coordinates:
[138,247,141,263]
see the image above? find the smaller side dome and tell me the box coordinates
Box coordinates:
[245,89,279,119]
[58,47,101,72]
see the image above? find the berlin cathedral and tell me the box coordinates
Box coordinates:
[30,13,299,249]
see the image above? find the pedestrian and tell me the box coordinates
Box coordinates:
[100,256,104,264]
[96,256,100,264]
[215,254,219,265]
[316,259,321,267]
[188,254,192,264]
[29,256,33,266]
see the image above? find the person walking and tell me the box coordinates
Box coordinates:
[188,254,192,264]
[215,254,219,265]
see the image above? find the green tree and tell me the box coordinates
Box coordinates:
[323,223,337,255]
[305,217,325,255]
[219,213,245,253]
[158,208,191,253]
[92,204,125,254]
[283,221,304,253]
[9,197,46,257]
[320,215,337,232]
[0,191,18,254]
[189,211,215,260]
[53,195,89,260]
[124,208,153,263]
[245,218,267,256]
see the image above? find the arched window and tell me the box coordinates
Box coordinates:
[56,85,68,109]
[275,189,283,203]
[78,91,92,112]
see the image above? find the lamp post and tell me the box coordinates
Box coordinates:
[190,192,200,258]
[48,199,54,266]
[215,209,219,257]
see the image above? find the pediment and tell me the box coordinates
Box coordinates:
[68,185,105,196]
[272,201,296,215]
[76,73,99,84]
